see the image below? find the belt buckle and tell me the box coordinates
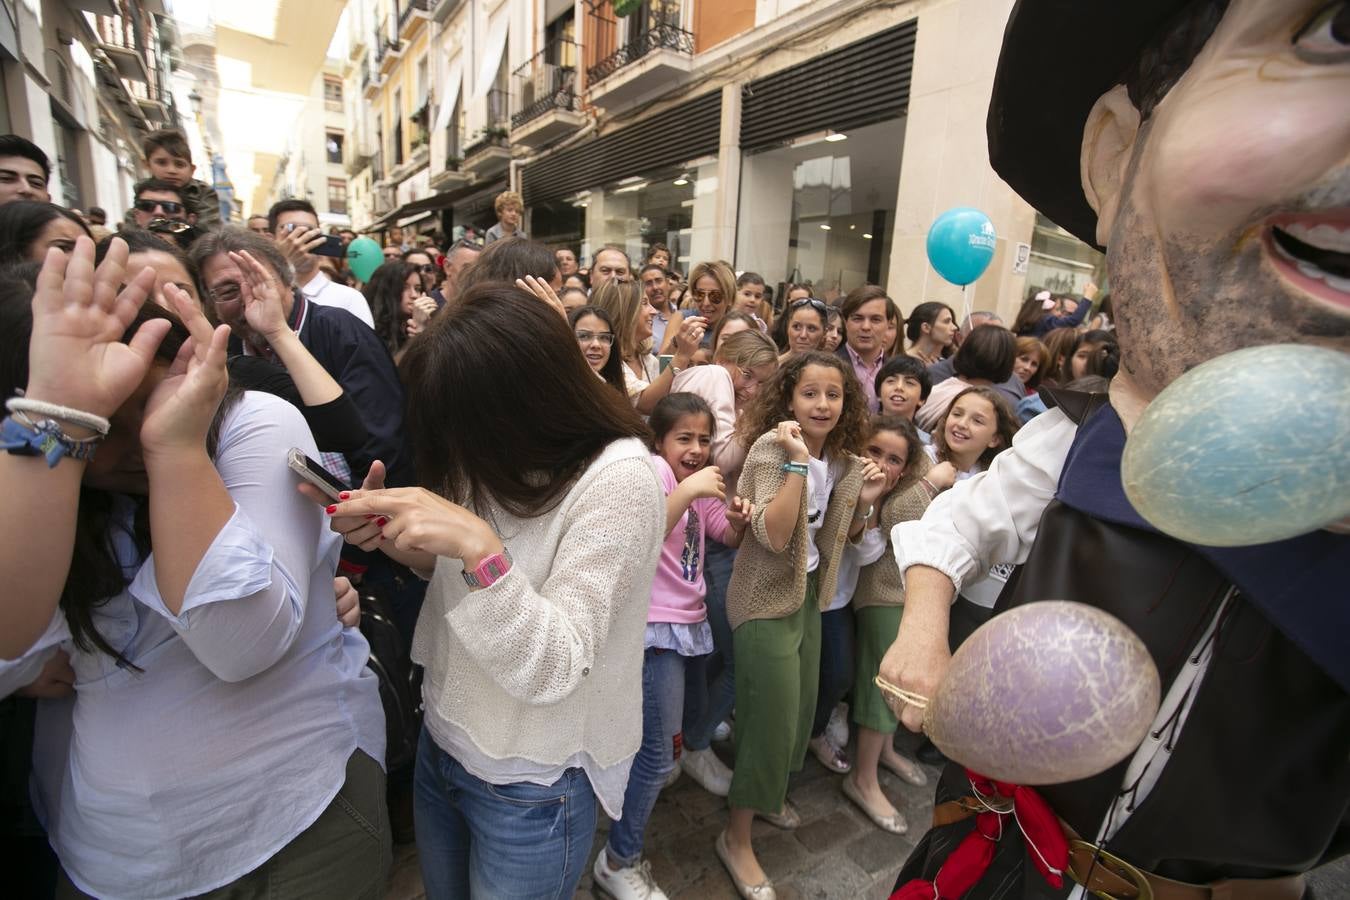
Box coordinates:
[1068,839,1154,900]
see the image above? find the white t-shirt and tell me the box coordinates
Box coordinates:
[805,454,841,573]
[301,271,374,328]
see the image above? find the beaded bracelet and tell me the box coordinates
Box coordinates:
[1,415,102,467]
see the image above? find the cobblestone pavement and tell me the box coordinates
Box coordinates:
[385,731,935,900]
[384,730,1350,900]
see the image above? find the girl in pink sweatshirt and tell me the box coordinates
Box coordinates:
[593,393,752,899]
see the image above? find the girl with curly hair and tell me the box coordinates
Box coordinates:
[715,351,886,898]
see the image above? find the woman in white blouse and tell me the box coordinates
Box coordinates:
[0,238,388,899]
[320,283,665,899]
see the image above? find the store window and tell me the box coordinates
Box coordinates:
[1026,213,1106,297]
[736,117,903,303]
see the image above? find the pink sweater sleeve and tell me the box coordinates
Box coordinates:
[673,367,744,482]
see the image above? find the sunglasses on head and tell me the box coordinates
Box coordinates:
[134,198,184,215]
[789,297,828,314]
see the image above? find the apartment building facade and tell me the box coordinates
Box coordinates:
[1,0,178,213]
[347,0,1104,317]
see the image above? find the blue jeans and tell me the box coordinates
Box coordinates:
[811,605,855,737]
[684,539,737,751]
[413,728,597,900]
[607,647,693,867]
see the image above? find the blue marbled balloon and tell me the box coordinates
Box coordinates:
[1121,345,1350,547]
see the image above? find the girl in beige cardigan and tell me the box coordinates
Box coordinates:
[716,351,886,900]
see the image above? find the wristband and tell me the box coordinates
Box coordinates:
[6,397,110,436]
[782,461,808,478]
[919,477,940,498]
[853,503,874,521]
[1,415,101,467]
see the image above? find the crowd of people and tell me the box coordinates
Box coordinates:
[0,120,1117,900]
[2,0,1346,890]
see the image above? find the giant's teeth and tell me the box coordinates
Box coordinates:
[1297,260,1323,279]
[1283,222,1350,253]
[1326,274,1350,294]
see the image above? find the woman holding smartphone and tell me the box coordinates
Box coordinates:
[319,283,666,899]
[0,237,389,898]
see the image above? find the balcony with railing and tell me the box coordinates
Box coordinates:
[585,2,693,110]
[510,39,585,149]
[462,89,511,178]
[377,18,405,76]
[398,0,431,39]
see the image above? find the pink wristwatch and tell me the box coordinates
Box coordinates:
[462,548,512,589]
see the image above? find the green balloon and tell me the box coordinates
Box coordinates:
[347,237,383,282]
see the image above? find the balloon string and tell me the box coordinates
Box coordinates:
[874,675,930,710]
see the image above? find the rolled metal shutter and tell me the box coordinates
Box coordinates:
[522,91,721,206]
[739,19,918,153]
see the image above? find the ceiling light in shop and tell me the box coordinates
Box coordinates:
[615,181,649,194]
[825,132,848,142]
[849,224,856,230]
[673,175,690,186]
[820,224,831,231]
[863,233,873,239]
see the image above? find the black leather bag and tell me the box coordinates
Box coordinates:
[359,586,423,772]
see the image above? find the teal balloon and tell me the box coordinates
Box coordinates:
[1122,345,1350,547]
[347,237,383,282]
[926,207,996,286]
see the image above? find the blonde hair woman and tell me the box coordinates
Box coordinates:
[590,278,704,415]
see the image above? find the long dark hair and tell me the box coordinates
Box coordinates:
[735,350,869,458]
[0,268,240,662]
[0,201,92,266]
[569,304,626,397]
[904,300,955,346]
[400,282,648,518]
[364,260,415,355]
[454,238,558,299]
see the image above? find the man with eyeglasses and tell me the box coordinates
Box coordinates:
[268,198,374,328]
[130,178,193,230]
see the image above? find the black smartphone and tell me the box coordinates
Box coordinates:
[311,234,346,258]
[287,448,350,501]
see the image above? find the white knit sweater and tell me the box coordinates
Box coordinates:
[412,438,664,804]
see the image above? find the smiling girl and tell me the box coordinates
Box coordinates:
[594,393,752,899]
[569,304,627,398]
[716,352,884,898]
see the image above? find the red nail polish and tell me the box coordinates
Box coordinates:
[338,491,350,500]
[377,517,389,527]
[325,505,337,514]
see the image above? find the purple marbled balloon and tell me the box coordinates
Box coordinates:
[925,601,1160,785]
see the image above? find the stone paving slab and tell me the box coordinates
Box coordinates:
[385,730,1350,899]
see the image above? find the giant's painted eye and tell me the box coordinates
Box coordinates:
[1294,1,1350,62]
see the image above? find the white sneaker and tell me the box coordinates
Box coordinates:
[713,719,733,742]
[593,846,670,900]
[681,747,733,797]
[826,703,849,749]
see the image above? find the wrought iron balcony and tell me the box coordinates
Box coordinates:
[586,15,693,85]
[511,40,581,130]
[398,0,430,38]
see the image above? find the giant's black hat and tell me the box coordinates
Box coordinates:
[986,1,1189,248]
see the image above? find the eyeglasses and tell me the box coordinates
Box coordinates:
[692,290,724,302]
[575,330,615,346]
[207,282,243,305]
[134,198,184,215]
[789,297,828,314]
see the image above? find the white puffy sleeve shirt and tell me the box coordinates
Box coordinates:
[0,391,385,900]
[891,407,1078,593]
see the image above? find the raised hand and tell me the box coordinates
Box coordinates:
[274,224,327,274]
[926,460,958,492]
[301,460,388,550]
[775,420,809,464]
[672,315,706,361]
[515,275,567,320]
[683,465,726,503]
[406,295,438,337]
[139,282,232,457]
[330,486,501,564]
[24,236,168,420]
[858,458,888,506]
[230,250,289,342]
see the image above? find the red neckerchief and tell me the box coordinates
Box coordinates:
[891,769,1069,900]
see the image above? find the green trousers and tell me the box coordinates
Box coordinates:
[728,570,821,814]
[852,604,904,734]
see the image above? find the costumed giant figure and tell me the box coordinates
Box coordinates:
[880,1,1349,897]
